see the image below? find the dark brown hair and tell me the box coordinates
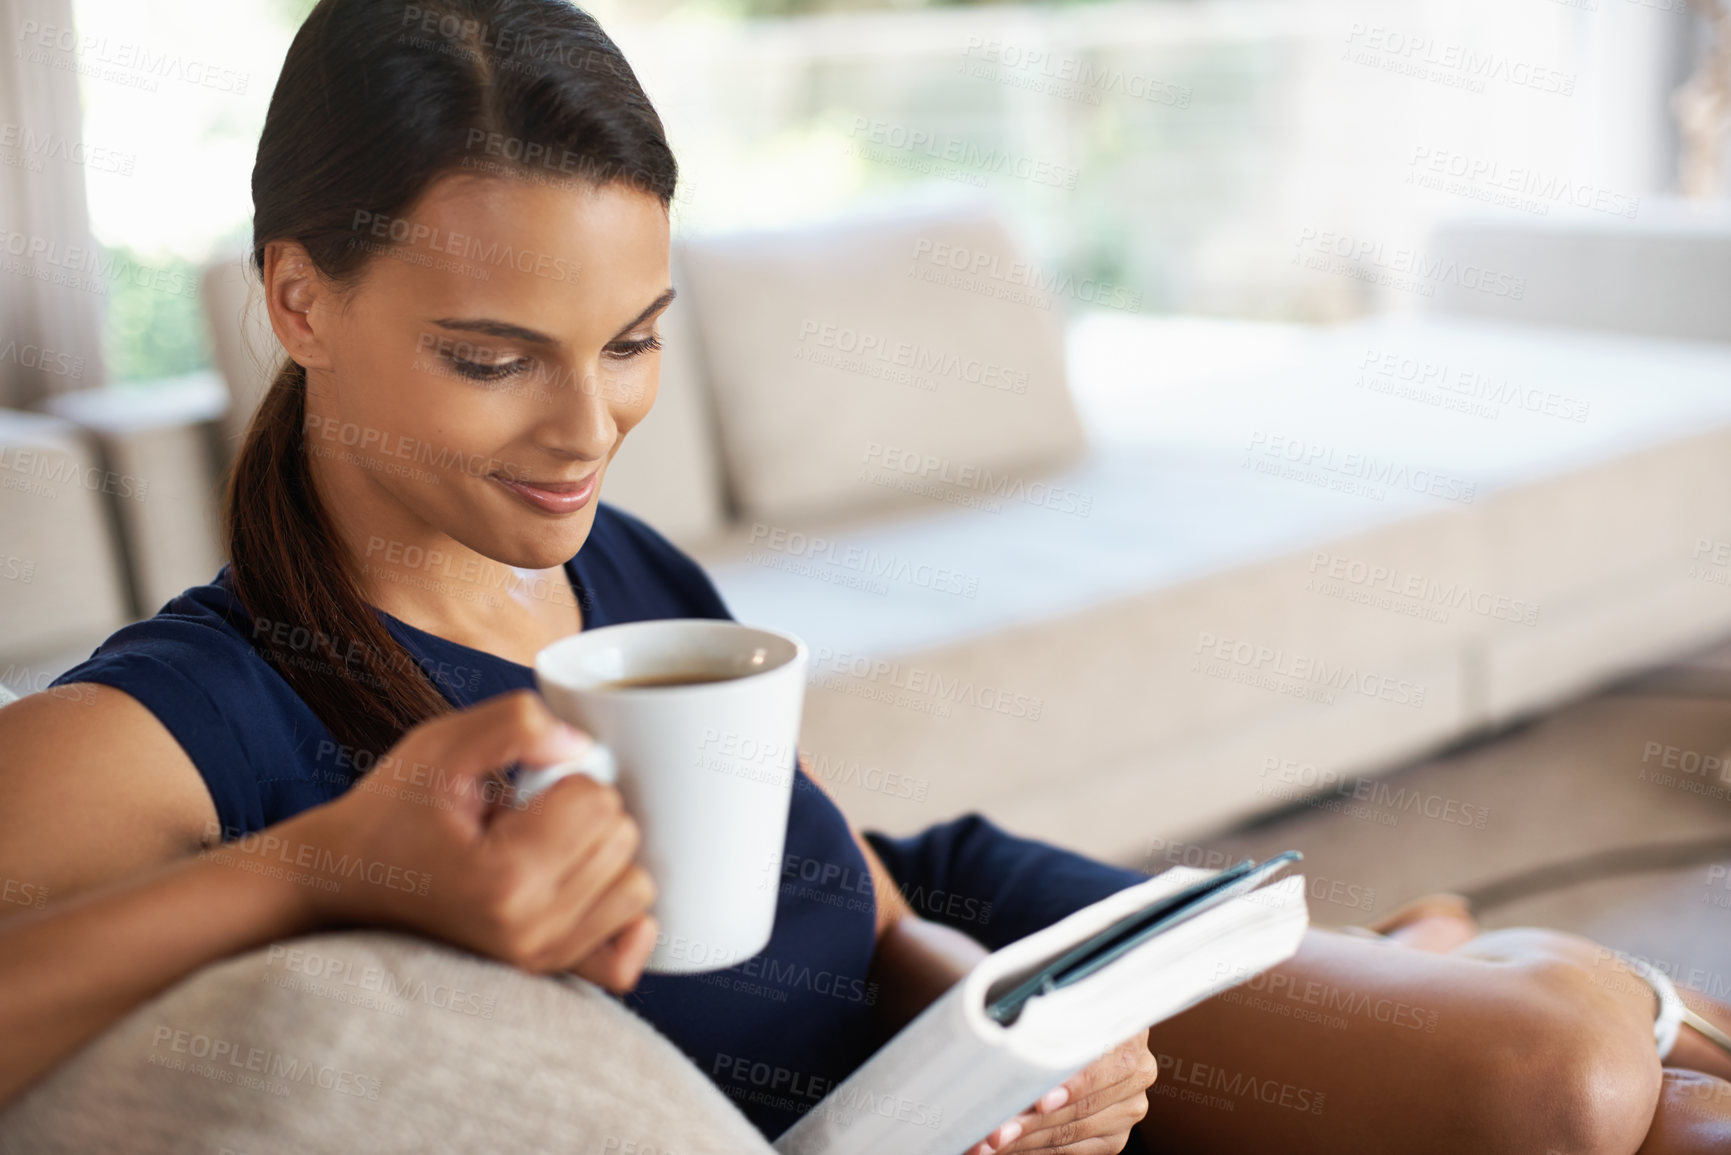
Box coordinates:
[224,0,677,768]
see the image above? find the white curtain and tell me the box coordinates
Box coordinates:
[0,0,106,409]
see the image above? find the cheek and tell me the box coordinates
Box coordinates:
[327,321,433,439]
[339,354,517,485]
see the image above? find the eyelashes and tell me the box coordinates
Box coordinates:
[610,333,662,360]
[444,333,663,383]
[448,356,531,383]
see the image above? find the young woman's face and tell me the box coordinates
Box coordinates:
[295,171,672,573]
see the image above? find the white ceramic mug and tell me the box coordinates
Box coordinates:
[525,619,808,975]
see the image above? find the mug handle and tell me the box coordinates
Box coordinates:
[509,743,619,807]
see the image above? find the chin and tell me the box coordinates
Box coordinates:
[497,510,599,568]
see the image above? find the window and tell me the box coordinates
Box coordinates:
[68,0,310,382]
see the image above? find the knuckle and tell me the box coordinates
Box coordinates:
[553,778,618,822]
[625,865,658,910]
[479,863,532,925]
[611,812,642,853]
[513,936,552,971]
[583,782,624,817]
[489,856,529,899]
[492,921,539,968]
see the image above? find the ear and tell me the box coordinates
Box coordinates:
[260,239,338,372]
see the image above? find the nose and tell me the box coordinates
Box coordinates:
[533,358,619,462]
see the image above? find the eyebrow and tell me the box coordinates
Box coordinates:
[430,287,677,345]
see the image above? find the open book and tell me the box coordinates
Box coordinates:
[773,856,1310,1155]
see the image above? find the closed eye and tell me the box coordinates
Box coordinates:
[441,334,659,383]
[447,355,532,382]
[607,333,662,361]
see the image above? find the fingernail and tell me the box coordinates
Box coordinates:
[1039,1085,1069,1111]
[998,1121,1022,1146]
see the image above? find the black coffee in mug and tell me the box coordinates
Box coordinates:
[596,671,746,690]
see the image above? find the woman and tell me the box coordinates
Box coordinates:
[0,2,1727,1151]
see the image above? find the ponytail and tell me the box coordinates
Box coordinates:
[224,358,452,765]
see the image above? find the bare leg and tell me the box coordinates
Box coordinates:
[1371,900,1731,1152]
[1130,888,1731,1155]
[1357,898,1731,1085]
[1635,1071,1731,1154]
[1129,924,1664,1155]
[1670,991,1731,1084]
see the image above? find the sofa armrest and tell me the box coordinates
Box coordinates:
[0,929,777,1154]
[40,375,229,617]
[0,408,132,671]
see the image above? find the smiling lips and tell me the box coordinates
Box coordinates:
[490,471,598,514]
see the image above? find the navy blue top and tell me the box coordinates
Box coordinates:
[49,501,1146,1139]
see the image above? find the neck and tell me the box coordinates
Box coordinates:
[303,435,575,648]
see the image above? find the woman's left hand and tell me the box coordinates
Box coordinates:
[966,1031,1157,1154]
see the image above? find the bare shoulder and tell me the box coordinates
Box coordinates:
[0,683,218,914]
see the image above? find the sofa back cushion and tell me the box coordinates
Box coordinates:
[677,195,1088,523]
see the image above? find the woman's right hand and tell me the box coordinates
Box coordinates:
[264,690,658,993]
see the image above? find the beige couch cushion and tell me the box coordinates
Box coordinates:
[678,195,1087,523]
[0,930,776,1155]
[697,312,1731,857]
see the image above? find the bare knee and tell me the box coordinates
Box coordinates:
[1636,1070,1731,1153]
[1485,955,1663,1155]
